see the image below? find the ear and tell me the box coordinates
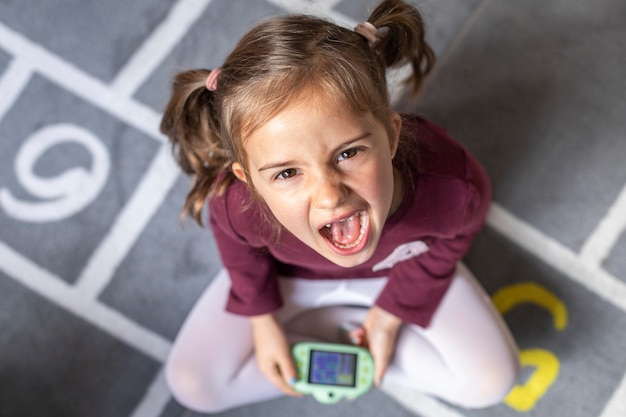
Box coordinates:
[388,112,402,159]
[231,162,248,183]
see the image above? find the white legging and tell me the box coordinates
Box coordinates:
[165,264,519,413]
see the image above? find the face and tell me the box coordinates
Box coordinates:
[232,96,403,267]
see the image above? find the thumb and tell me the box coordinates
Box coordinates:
[279,354,297,383]
[370,338,393,386]
[277,353,301,396]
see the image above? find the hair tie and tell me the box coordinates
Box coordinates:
[205,68,222,91]
[354,22,389,46]
[354,22,377,44]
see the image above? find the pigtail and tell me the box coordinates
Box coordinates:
[160,69,232,225]
[368,0,435,94]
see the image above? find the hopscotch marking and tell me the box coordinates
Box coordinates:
[580,183,626,267]
[74,145,180,299]
[0,22,163,142]
[599,371,626,417]
[128,368,173,417]
[487,204,626,313]
[0,58,33,122]
[266,0,344,14]
[80,1,215,413]
[111,0,215,97]
[76,0,218,298]
[0,242,171,362]
[0,10,188,417]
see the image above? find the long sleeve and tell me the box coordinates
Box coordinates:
[209,184,283,316]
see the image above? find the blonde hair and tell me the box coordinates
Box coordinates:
[160,0,435,224]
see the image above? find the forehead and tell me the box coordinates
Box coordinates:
[244,97,384,166]
[238,80,366,140]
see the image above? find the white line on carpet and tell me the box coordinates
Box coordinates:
[0,241,171,362]
[74,145,180,299]
[128,368,173,417]
[0,58,33,123]
[0,22,164,142]
[580,183,626,266]
[598,372,626,417]
[488,203,626,313]
[111,0,215,97]
[266,0,344,16]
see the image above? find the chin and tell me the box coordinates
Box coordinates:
[323,246,376,268]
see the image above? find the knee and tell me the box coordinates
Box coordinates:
[452,356,520,409]
[165,358,227,413]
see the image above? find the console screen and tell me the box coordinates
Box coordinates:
[308,350,357,387]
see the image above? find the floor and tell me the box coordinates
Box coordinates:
[0,1,625,417]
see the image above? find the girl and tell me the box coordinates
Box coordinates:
[161,0,519,413]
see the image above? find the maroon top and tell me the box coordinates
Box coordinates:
[209,115,491,327]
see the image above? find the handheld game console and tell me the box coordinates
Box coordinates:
[292,342,375,404]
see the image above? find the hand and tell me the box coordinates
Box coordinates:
[348,306,402,386]
[250,313,302,397]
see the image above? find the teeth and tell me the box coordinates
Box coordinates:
[324,215,356,229]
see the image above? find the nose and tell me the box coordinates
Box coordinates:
[311,171,348,209]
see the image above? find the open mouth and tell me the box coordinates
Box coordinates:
[320,211,368,251]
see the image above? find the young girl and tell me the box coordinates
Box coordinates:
[161,0,519,413]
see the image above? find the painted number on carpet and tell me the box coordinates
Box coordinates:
[492,282,568,412]
[0,123,110,222]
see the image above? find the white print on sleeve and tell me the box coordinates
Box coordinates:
[372,240,429,272]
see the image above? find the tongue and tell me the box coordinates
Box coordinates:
[330,215,361,245]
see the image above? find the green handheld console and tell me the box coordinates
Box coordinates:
[292,342,375,404]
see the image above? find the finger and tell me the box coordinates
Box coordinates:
[262,364,300,397]
[277,354,302,397]
[372,352,389,386]
[348,327,366,346]
[374,356,387,386]
[370,341,393,386]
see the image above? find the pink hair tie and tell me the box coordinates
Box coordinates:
[354,21,388,46]
[205,67,222,91]
[354,22,378,44]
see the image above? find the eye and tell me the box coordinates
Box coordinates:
[274,168,299,181]
[337,147,362,162]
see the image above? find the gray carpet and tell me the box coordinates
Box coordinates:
[1,1,625,416]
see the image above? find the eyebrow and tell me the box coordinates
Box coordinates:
[257,132,372,172]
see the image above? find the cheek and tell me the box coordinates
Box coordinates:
[261,192,307,230]
[366,161,395,205]
[247,183,281,219]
